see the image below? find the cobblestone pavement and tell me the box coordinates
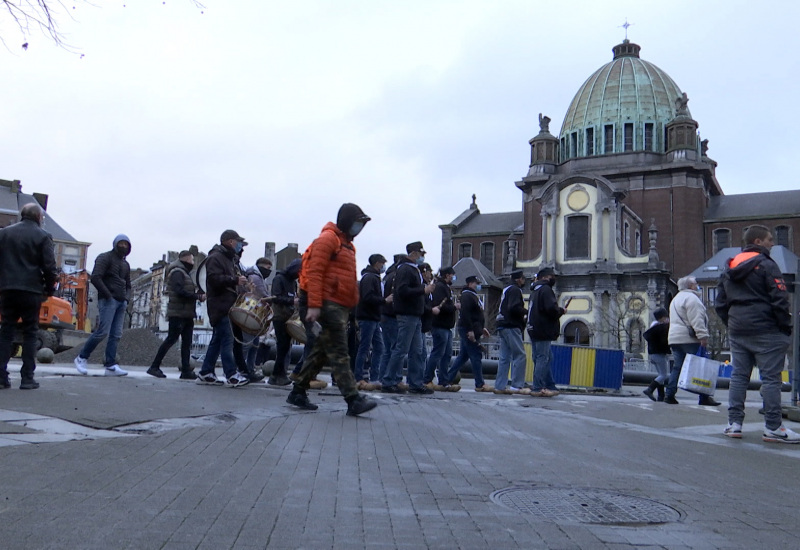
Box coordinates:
[1,361,799,549]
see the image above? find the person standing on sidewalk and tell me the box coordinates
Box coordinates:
[665,276,719,406]
[196,230,250,388]
[715,225,799,443]
[0,203,58,390]
[74,234,132,377]
[642,307,670,401]
[148,250,205,380]
[355,254,390,390]
[527,267,564,397]
[287,203,377,416]
[269,258,302,386]
[424,266,459,391]
[380,242,436,395]
[446,275,491,392]
[495,270,529,395]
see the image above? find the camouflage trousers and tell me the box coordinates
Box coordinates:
[294,301,357,399]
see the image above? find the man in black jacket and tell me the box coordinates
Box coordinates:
[0,204,58,389]
[381,242,435,394]
[424,266,458,391]
[495,270,528,394]
[715,225,799,443]
[196,230,249,387]
[269,258,301,386]
[148,250,205,380]
[527,267,565,397]
[354,254,389,390]
[377,254,401,388]
[74,234,133,377]
[445,275,491,391]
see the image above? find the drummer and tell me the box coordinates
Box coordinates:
[196,230,251,388]
[268,258,302,386]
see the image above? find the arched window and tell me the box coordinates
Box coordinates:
[623,221,630,252]
[480,242,495,271]
[713,228,731,253]
[627,319,644,353]
[635,230,641,254]
[775,225,791,248]
[458,243,472,260]
[563,320,591,346]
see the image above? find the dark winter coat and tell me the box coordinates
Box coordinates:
[421,291,434,333]
[356,266,385,322]
[165,260,201,319]
[380,263,398,319]
[430,277,457,329]
[497,283,527,331]
[271,260,301,322]
[715,244,792,336]
[392,258,426,317]
[527,280,563,341]
[204,243,240,326]
[643,322,670,355]
[457,288,485,340]
[91,235,132,302]
[0,218,58,295]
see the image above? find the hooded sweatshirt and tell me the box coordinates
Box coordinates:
[90,234,131,302]
[714,244,792,336]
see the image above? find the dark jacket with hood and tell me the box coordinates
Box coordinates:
[392,256,426,317]
[204,243,240,326]
[430,277,457,329]
[457,288,485,340]
[91,234,132,302]
[643,322,670,355]
[165,259,201,319]
[527,279,563,341]
[497,282,527,331]
[380,262,398,319]
[0,217,58,295]
[356,265,385,322]
[714,244,792,336]
[272,258,301,322]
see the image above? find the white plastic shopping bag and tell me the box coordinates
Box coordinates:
[678,353,719,396]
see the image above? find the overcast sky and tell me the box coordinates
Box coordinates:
[3,0,798,272]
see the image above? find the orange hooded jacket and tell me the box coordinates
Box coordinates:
[299,221,359,309]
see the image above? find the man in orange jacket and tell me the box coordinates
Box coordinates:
[287,203,378,417]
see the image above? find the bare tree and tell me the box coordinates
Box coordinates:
[2,1,206,51]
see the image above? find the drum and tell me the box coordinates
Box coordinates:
[229,293,273,336]
[285,313,307,344]
[195,257,208,293]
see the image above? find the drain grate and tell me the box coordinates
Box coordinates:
[490,487,682,525]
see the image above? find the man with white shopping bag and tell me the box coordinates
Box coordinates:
[665,276,720,406]
[715,225,799,443]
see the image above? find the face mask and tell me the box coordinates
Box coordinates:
[181,261,194,272]
[416,256,425,266]
[234,242,244,254]
[349,221,365,237]
[379,265,386,274]
[547,278,556,287]
[115,243,130,257]
[258,267,272,279]
[475,284,482,292]
[451,275,456,283]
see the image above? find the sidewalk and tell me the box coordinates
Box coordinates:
[1,360,799,549]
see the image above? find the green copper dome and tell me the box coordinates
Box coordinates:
[559,41,686,159]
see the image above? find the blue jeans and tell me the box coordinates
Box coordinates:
[728,331,789,430]
[382,315,425,389]
[379,316,398,384]
[666,343,700,400]
[497,327,526,390]
[532,339,557,392]
[79,297,127,367]
[447,327,484,388]
[650,354,669,385]
[425,327,453,385]
[355,320,383,382]
[200,315,237,379]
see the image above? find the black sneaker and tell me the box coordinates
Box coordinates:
[408,386,434,395]
[20,378,39,390]
[664,396,679,405]
[268,374,292,386]
[699,396,721,406]
[249,371,265,383]
[287,390,318,410]
[179,370,198,380]
[381,385,407,394]
[346,394,377,416]
[147,367,167,378]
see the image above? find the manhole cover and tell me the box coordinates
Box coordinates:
[490,487,682,525]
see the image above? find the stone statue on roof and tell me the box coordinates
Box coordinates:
[538,113,551,134]
[674,93,690,116]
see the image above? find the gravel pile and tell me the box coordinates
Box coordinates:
[55,328,185,368]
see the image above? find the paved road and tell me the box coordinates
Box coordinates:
[0,360,799,549]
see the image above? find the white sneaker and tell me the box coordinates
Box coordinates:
[723,422,742,439]
[104,365,128,377]
[763,424,800,444]
[74,356,88,375]
[227,372,250,388]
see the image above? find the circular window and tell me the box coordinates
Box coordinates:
[567,188,590,211]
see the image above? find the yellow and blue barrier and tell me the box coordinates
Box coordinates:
[525,343,624,390]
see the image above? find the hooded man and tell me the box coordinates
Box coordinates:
[0,203,58,389]
[354,253,390,390]
[148,250,205,380]
[269,257,302,386]
[287,203,378,416]
[74,234,133,377]
[196,230,250,387]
